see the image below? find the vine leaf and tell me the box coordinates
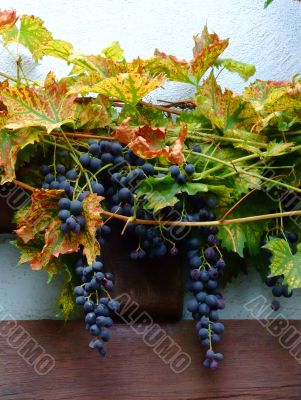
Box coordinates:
[113,117,166,144]
[113,118,187,164]
[147,51,192,84]
[74,96,110,130]
[197,72,259,131]
[101,41,125,61]
[191,27,228,81]
[218,197,271,257]
[1,72,77,133]
[69,54,122,76]
[15,190,103,270]
[14,237,64,276]
[148,26,228,84]
[224,128,267,147]
[242,79,291,112]
[263,238,301,290]
[264,0,274,8]
[41,39,74,62]
[57,267,75,321]
[1,15,53,61]
[15,189,64,243]
[136,175,208,212]
[218,59,256,81]
[86,72,164,105]
[0,127,40,184]
[0,9,18,33]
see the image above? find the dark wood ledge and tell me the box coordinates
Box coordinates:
[0,320,301,400]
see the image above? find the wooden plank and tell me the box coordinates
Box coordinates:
[0,320,301,400]
[103,221,184,320]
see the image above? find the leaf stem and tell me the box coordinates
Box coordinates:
[0,71,18,83]
[188,131,267,148]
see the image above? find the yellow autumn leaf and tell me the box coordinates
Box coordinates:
[1,72,77,133]
[88,72,165,104]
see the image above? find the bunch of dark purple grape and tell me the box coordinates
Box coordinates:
[73,252,120,356]
[184,195,226,369]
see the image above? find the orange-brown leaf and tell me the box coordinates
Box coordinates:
[0,9,18,33]
[16,191,103,270]
[0,127,40,184]
[167,124,187,164]
[113,118,186,164]
[15,189,64,243]
[191,39,228,79]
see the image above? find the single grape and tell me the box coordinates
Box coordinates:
[168,165,180,177]
[184,164,195,176]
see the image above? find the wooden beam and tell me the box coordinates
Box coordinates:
[0,320,300,399]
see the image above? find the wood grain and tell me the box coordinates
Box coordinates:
[0,320,300,400]
[103,221,184,320]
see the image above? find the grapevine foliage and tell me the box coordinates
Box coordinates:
[0,9,300,368]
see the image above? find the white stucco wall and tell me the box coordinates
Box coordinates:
[0,0,300,94]
[0,0,300,319]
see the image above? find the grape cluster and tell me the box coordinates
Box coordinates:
[187,239,226,369]
[73,254,120,356]
[265,275,293,298]
[184,196,226,369]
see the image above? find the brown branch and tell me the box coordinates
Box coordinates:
[13,179,35,192]
[12,180,301,228]
[157,99,196,109]
[112,99,182,115]
[100,208,301,227]
[140,100,182,115]
[46,131,116,141]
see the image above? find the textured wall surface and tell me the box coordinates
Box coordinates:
[0,1,300,320]
[0,0,300,96]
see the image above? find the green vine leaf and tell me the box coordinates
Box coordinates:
[136,175,208,212]
[41,39,74,61]
[101,41,125,61]
[57,265,75,321]
[218,197,272,257]
[264,0,274,8]
[1,15,53,61]
[263,238,301,290]
[219,59,256,81]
